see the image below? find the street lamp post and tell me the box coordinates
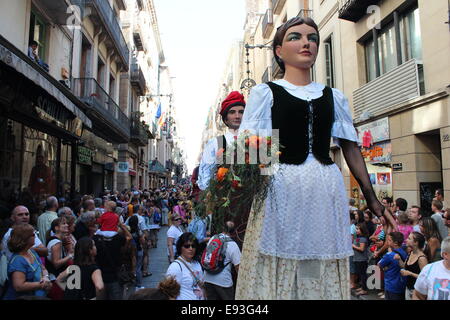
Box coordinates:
[240,43,272,93]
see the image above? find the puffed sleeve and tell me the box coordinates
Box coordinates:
[238,83,273,137]
[198,138,217,190]
[331,88,358,146]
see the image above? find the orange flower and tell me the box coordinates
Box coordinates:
[216,167,229,182]
[216,148,225,157]
[248,135,262,149]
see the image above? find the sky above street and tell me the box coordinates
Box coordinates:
[153,0,246,174]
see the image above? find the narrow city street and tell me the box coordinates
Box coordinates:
[143,226,169,289]
[0,0,449,306]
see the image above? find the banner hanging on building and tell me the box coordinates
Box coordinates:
[356,117,390,148]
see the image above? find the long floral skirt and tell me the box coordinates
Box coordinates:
[235,202,351,300]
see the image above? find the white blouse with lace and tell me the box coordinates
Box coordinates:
[239,79,358,260]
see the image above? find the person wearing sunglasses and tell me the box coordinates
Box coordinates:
[166,233,205,300]
[167,214,184,263]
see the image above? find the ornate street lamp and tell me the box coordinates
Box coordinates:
[240,43,272,94]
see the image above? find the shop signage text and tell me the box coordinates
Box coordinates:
[392,163,403,171]
[78,146,93,165]
[0,45,13,65]
[117,162,129,173]
[361,142,392,163]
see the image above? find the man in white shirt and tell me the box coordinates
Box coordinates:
[414,236,450,300]
[2,206,48,259]
[408,206,422,233]
[204,221,241,300]
[125,204,147,232]
[198,91,246,190]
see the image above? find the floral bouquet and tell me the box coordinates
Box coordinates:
[195,130,281,233]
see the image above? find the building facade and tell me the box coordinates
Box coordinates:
[0,0,184,210]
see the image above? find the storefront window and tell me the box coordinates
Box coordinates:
[0,118,22,204]
[22,126,57,202]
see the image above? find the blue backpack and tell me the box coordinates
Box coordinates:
[153,211,161,224]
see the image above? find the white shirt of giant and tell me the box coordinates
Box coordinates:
[198,129,238,191]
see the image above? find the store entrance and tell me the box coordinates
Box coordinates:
[416,131,442,216]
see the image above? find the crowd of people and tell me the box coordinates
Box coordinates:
[349,189,450,300]
[0,184,196,300]
[1,178,449,302]
[1,186,449,301]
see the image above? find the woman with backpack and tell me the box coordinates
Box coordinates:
[148,200,161,248]
[166,232,205,300]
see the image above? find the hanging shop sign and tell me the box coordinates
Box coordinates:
[117,162,129,173]
[357,117,390,148]
[392,163,403,171]
[78,146,93,165]
[361,142,392,163]
[0,42,92,128]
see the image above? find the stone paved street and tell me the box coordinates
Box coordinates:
[142,226,170,289]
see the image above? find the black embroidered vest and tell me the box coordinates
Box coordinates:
[267,82,335,165]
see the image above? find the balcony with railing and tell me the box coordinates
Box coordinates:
[262,9,274,39]
[353,59,423,122]
[133,12,144,51]
[338,0,381,23]
[84,0,130,69]
[271,55,284,79]
[73,78,130,142]
[130,62,146,96]
[298,9,313,19]
[262,67,270,83]
[33,0,86,25]
[130,114,149,146]
[272,0,287,15]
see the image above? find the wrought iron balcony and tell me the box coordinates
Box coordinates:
[130,115,149,146]
[272,0,287,15]
[297,9,313,19]
[133,13,144,51]
[73,78,130,143]
[338,0,381,23]
[262,67,270,83]
[84,0,130,69]
[353,59,423,122]
[271,55,283,79]
[130,62,146,96]
[262,9,274,39]
[33,0,86,25]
